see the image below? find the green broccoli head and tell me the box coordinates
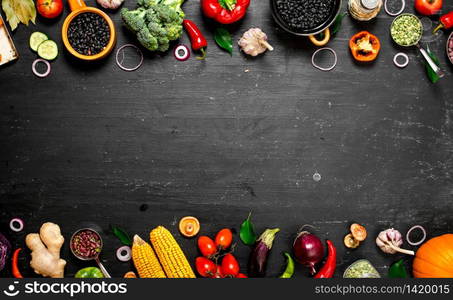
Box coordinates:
[137,27,159,51]
[121,8,147,32]
[122,0,185,52]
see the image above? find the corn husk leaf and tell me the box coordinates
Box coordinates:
[2,0,36,31]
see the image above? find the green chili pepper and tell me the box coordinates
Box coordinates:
[425,46,441,84]
[239,212,257,246]
[279,252,295,278]
[388,259,408,278]
[75,267,104,278]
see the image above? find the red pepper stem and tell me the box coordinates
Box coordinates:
[432,23,444,34]
[196,48,207,60]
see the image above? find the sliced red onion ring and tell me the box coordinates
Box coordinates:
[116,44,144,72]
[312,47,337,71]
[406,225,426,246]
[9,218,24,232]
[116,246,131,262]
[32,59,51,78]
[385,0,405,16]
[393,52,409,68]
[174,45,190,61]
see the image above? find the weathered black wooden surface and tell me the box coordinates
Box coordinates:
[1,0,453,278]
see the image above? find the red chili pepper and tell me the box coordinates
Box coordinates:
[433,11,453,33]
[12,248,24,279]
[314,240,336,278]
[182,20,207,60]
[201,0,250,24]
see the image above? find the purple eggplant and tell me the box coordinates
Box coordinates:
[248,228,280,277]
[0,232,11,272]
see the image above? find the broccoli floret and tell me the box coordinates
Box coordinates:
[137,27,159,51]
[148,22,167,38]
[157,37,170,52]
[154,5,179,23]
[165,23,182,41]
[121,8,147,32]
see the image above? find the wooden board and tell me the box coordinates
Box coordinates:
[1,0,453,278]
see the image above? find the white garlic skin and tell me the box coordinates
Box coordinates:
[97,0,124,10]
[238,28,273,57]
[376,228,403,254]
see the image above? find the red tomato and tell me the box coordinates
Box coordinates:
[235,273,248,278]
[198,236,217,257]
[215,228,233,250]
[213,265,224,278]
[36,0,63,19]
[221,254,240,277]
[195,257,216,278]
[415,0,442,15]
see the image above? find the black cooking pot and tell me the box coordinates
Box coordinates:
[270,0,342,45]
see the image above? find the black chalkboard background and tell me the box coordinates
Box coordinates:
[1,0,453,278]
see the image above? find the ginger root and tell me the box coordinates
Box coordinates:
[26,222,66,278]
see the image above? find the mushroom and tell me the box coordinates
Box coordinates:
[344,223,367,249]
[238,28,274,57]
[178,216,200,238]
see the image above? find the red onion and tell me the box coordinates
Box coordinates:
[293,231,325,274]
[116,44,143,72]
[311,47,337,72]
[9,218,24,232]
[32,59,51,78]
[174,45,190,61]
[116,246,131,262]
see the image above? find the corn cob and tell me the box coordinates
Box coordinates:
[150,226,196,278]
[132,235,166,278]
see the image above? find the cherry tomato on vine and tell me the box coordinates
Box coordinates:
[236,273,248,278]
[195,257,216,278]
[221,253,240,277]
[215,228,233,250]
[213,265,224,278]
[198,236,217,257]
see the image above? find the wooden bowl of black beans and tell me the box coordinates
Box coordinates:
[62,0,116,61]
[270,0,342,38]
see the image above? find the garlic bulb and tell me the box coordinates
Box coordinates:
[238,28,273,57]
[376,228,414,255]
[97,0,124,10]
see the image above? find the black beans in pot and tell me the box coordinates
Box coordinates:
[68,12,111,56]
[275,0,335,31]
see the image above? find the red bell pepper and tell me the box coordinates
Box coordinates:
[201,0,250,24]
[433,11,453,33]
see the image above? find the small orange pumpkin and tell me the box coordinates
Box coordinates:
[413,234,453,278]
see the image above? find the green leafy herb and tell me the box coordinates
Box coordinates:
[214,28,233,55]
[425,46,441,84]
[239,212,257,246]
[110,225,132,246]
[331,12,347,36]
[1,0,36,31]
[388,259,408,278]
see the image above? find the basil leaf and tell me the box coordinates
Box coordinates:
[214,28,233,55]
[388,259,408,278]
[331,12,347,36]
[110,225,132,246]
[425,46,441,84]
[239,213,257,246]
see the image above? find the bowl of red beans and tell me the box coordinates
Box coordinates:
[447,32,453,65]
[70,228,103,260]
